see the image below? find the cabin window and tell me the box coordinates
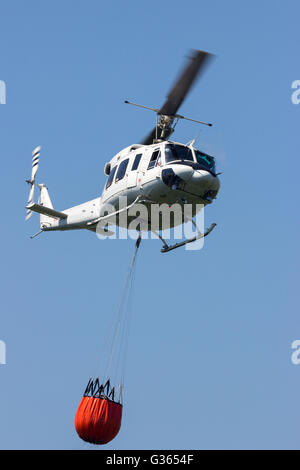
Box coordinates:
[131,153,142,171]
[115,158,129,182]
[106,165,117,189]
[148,150,161,169]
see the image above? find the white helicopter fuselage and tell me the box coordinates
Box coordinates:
[34,140,220,235]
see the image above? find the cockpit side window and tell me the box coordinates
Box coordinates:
[105,165,117,189]
[148,150,161,169]
[115,158,129,182]
[164,144,194,163]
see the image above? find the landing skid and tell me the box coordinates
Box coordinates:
[154,223,217,253]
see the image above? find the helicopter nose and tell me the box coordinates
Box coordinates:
[161,165,194,190]
[187,169,220,201]
[191,170,220,189]
[171,164,194,182]
[161,166,220,199]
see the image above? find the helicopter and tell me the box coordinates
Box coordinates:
[25,50,221,253]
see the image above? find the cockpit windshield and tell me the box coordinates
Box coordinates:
[195,150,216,174]
[165,144,194,163]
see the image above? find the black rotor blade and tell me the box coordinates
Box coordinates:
[159,49,212,116]
[140,50,212,145]
[141,125,174,146]
[141,127,157,146]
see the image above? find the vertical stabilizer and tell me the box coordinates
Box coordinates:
[37,184,54,227]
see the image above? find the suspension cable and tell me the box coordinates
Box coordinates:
[103,234,142,390]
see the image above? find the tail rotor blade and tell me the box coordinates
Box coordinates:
[27,183,35,206]
[25,175,35,221]
[25,207,33,221]
[31,146,41,182]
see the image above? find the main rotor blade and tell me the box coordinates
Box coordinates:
[159,50,212,116]
[141,127,157,146]
[139,50,213,145]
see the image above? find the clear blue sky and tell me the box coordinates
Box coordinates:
[0,0,299,449]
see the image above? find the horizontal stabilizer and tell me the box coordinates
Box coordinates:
[26,203,67,219]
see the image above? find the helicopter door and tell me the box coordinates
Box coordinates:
[127,153,142,188]
[141,148,161,185]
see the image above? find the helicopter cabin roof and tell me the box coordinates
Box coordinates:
[108,140,189,167]
[109,144,144,166]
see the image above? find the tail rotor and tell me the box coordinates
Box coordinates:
[25,146,41,220]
